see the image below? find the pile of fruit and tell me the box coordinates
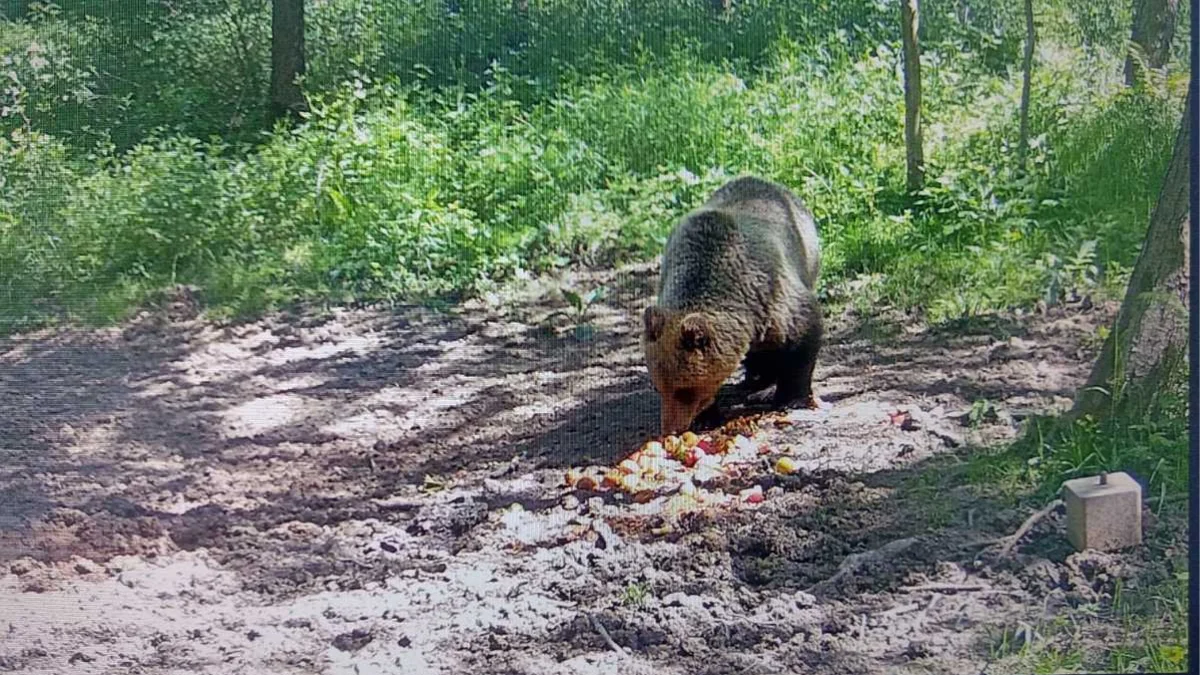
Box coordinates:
[563,415,801,510]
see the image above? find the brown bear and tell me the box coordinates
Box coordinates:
[641,175,824,436]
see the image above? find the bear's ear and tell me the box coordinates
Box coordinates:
[643,306,666,342]
[679,313,711,352]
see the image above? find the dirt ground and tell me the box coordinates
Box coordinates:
[0,262,1171,674]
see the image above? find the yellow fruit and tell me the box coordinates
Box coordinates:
[681,431,700,448]
[775,456,800,475]
[642,441,666,458]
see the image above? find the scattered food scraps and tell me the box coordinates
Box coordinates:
[741,485,765,504]
[559,412,803,518]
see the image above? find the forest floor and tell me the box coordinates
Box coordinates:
[0,262,1182,674]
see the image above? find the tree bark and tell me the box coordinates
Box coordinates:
[1017,0,1035,171]
[900,0,924,193]
[1124,0,1179,86]
[270,0,307,123]
[1068,85,1192,421]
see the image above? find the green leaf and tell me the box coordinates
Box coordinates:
[562,288,583,311]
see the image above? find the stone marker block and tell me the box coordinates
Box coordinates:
[1062,471,1142,552]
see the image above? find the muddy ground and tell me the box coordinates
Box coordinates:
[0,263,1177,674]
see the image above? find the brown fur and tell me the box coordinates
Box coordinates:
[642,175,823,435]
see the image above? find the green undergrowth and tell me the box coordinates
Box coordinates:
[963,369,1187,671]
[988,560,1189,674]
[900,371,1188,523]
[900,366,1189,673]
[961,356,1189,508]
[1,31,1186,334]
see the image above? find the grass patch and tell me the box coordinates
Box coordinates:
[985,540,1188,674]
[960,373,1188,508]
[0,32,1185,334]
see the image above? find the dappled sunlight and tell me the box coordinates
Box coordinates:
[220,393,324,440]
[0,0,1188,669]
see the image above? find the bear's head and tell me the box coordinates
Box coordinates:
[641,306,748,435]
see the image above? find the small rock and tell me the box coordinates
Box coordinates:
[591,519,622,550]
[397,635,412,648]
[905,641,933,659]
[793,591,817,608]
[661,592,707,611]
[68,652,94,665]
[332,628,373,652]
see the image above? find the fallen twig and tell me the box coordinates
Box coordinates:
[589,614,625,656]
[902,583,986,593]
[807,536,919,595]
[1148,492,1188,506]
[996,499,1062,558]
[916,593,942,626]
[879,602,921,617]
[901,583,1022,596]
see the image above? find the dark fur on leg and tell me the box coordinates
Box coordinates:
[740,350,778,393]
[690,401,725,432]
[772,313,824,410]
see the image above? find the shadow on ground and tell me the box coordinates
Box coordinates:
[0,269,1127,675]
[0,269,1106,569]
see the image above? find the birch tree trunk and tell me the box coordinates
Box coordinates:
[900,0,924,193]
[1018,0,1035,171]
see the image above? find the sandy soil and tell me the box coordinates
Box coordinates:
[0,263,1168,674]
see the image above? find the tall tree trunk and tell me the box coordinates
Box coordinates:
[1124,0,1179,86]
[1068,85,1192,421]
[508,0,530,50]
[900,0,924,193]
[1017,0,1035,171]
[270,0,307,122]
